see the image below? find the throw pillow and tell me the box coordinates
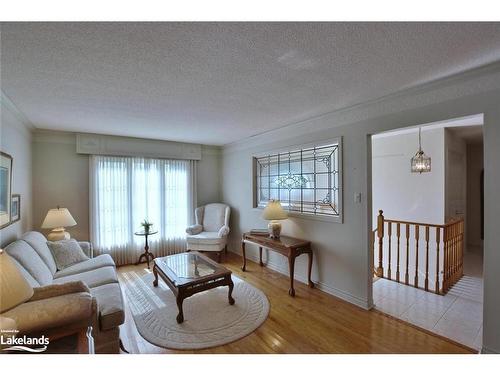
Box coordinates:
[47,239,89,270]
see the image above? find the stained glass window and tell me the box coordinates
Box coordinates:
[254,141,342,218]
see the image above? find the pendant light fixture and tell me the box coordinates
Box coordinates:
[411,127,431,173]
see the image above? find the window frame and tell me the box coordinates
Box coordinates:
[252,137,343,223]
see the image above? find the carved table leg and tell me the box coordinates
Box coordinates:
[241,241,247,271]
[153,264,159,287]
[307,248,315,288]
[176,295,185,323]
[259,246,264,266]
[227,276,235,305]
[288,252,296,297]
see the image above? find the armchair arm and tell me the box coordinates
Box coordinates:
[186,224,203,235]
[218,225,230,237]
[78,241,93,258]
[29,281,90,302]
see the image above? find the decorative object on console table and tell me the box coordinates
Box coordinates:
[41,206,77,241]
[10,194,20,223]
[0,152,13,229]
[262,200,288,238]
[241,232,314,297]
[135,229,158,269]
[249,229,268,236]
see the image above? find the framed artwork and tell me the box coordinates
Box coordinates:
[0,152,13,229]
[11,194,20,223]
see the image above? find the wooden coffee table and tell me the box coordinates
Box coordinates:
[152,251,235,323]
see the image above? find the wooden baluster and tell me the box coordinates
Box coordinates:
[435,227,441,294]
[453,223,457,285]
[376,210,384,278]
[460,221,464,277]
[424,226,429,291]
[414,224,419,288]
[396,223,401,283]
[405,224,410,285]
[387,222,392,280]
[444,225,449,293]
[371,230,375,276]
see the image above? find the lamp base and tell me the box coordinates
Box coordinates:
[47,228,71,241]
[268,221,282,239]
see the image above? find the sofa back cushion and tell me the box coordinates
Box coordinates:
[9,256,41,288]
[21,231,57,275]
[203,203,228,232]
[4,240,54,286]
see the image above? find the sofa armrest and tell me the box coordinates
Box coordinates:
[218,225,230,237]
[30,281,90,302]
[186,224,203,235]
[2,291,94,335]
[78,241,93,258]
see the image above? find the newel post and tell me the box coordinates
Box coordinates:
[376,210,384,278]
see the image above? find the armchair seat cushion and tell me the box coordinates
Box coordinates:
[186,232,227,252]
[53,266,118,288]
[90,283,125,331]
[186,231,223,245]
[53,254,115,278]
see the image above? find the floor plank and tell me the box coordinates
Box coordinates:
[118,252,473,354]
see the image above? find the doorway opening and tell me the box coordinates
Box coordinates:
[370,114,484,351]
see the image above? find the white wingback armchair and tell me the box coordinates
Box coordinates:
[186,203,231,261]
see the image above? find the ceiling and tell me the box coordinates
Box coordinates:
[1,22,500,145]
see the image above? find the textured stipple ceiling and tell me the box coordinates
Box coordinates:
[1,22,500,145]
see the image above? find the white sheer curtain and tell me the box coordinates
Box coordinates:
[90,155,197,266]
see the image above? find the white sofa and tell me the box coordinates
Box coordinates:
[186,203,230,261]
[3,231,124,353]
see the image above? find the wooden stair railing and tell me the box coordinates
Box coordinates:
[373,210,464,295]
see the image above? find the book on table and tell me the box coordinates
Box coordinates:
[249,229,268,235]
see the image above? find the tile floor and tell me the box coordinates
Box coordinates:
[373,251,483,351]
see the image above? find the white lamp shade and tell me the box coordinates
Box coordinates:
[262,200,288,220]
[41,207,77,229]
[0,250,34,313]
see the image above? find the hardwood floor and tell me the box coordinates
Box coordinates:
[118,252,473,354]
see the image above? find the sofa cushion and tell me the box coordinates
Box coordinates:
[47,239,89,270]
[90,283,125,331]
[53,266,118,288]
[4,240,53,286]
[53,254,115,278]
[21,231,57,275]
[10,257,41,288]
[202,203,227,232]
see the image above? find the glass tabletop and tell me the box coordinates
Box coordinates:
[157,252,217,279]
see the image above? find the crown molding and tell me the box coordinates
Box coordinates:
[223,61,500,154]
[0,90,35,131]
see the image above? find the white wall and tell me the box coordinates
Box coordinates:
[466,143,484,250]
[221,64,500,353]
[444,129,467,224]
[372,128,445,226]
[0,97,33,247]
[32,130,222,241]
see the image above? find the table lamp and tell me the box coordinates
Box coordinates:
[262,200,288,239]
[41,206,77,241]
[0,249,34,313]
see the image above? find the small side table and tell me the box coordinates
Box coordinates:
[135,230,158,269]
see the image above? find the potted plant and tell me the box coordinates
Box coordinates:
[141,219,153,234]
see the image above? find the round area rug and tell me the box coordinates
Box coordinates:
[121,270,270,350]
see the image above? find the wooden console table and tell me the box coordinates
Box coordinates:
[241,233,314,296]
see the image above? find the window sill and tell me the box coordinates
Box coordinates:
[252,207,343,223]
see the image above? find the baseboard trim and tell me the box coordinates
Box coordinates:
[229,248,371,310]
